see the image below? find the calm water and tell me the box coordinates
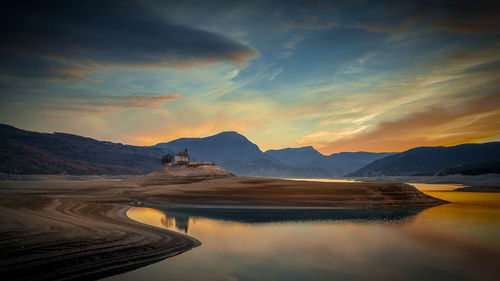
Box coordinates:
[105,183,500,281]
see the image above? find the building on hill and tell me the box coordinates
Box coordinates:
[175,148,189,164]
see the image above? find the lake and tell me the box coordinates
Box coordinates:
[105,183,500,281]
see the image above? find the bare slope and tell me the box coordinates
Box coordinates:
[0,175,444,280]
[133,176,445,208]
[0,179,199,281]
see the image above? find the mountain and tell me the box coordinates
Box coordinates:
[347,142,500,177]
[156,133,391,177]
[265,147,393,176]
[0,124,171,175]
[154,132,297,176]
[154,131,272,164]
[220,159,337,178]
[327,152,395,175]
[438,161,500,176]
[265,146,325,166]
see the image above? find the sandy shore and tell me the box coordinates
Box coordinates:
[0,174,445,280]
[0,181,200,281]
[131,174,446,208]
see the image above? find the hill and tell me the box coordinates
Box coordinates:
[155,131,273,164]
[0,124,171,175]
[347,142,500,177]
[265,147,393,176]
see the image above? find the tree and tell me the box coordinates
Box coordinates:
[161,154,174,165]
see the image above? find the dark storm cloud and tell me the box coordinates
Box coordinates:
[0,0,258,82]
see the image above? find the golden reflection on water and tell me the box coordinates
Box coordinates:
[128,207,196,233]
[128,207,166,228]
[408,183,463,191]
[289,178,359,183]
[424,190,500,206]
[122,183,500,281]
[411,187,500,250]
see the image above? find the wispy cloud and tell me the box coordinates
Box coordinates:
[269,67,284,81]
[37,94,182,115]
[446,54,472,59]
[313,93,500,153]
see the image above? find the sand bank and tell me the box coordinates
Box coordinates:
[0,173,445,280]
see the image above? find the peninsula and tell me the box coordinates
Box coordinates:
[0,165,445,280]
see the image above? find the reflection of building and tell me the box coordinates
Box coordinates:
[161,216,175,228]
[174,216,190,233]
[175,148,189,164]
[161,214,191,233]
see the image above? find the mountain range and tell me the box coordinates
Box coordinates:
[347,142,500,176]
[154,132,392,177]
[1,123,499,177]
[265,147,393,176]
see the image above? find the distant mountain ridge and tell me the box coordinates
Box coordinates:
[0,124,171,175]
[265,147,393,176]
[155,132,392,177]
[5,124,496,178]
[3,125,389,177]
[348,142,500,176]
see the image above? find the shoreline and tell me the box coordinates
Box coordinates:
[350,174,500,192]
[0,194,200,280]
[0,174,445,280]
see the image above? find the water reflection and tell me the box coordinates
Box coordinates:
[289,178,360,183]
[127,206,425,235]
[157,207,425,231]
[107,185,500,281]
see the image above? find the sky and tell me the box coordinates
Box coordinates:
[1,0,499,154]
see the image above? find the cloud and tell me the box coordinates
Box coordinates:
[0,0,258,83]
[312,93,500,153]
[32,94,272,146]
[355,0,500,34]
[446,54,472,60]
[84,94,183,109]
[269,67,284,81]
[281,15,338,31]
[37,93,182,115]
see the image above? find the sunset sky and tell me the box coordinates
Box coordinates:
[1,0,499,154]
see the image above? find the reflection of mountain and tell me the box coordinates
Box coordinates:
[160,207,426,224]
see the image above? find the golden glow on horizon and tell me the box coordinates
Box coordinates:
[5,42,498,154]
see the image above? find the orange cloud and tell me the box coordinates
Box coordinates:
[311,93,500,154]
[38,94,183,118]
[92,94,183,109]
[446,54,472,59]
[40,47,258,82]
